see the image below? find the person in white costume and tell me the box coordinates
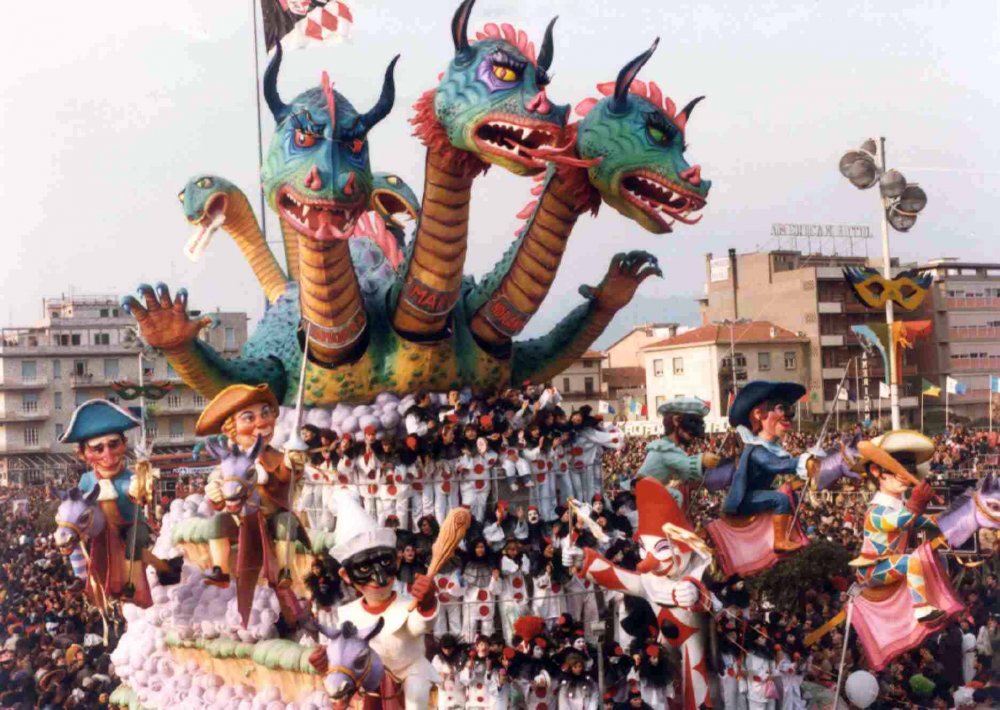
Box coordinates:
[330,491,440,710]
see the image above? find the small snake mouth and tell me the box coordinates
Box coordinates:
[473,115,560,168]
[278,186,364,241]
[196,193,227,226]
[621,170,707,232]
[370,189,417,227]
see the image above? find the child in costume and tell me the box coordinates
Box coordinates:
[431,634,467,710]
[461,538,501,642]
[723,381,818,552]
[850,429,944,624]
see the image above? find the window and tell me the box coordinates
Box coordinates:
[23,427,39,446]
[169,420,184,439]
[100,308,109,318]
[167,394,181,408]
[758,352,771,371]
[112,308,119,317]
[143,364,155,378]
[582,360,594,369]
[672,357,684,375]
[54,392,62,411]
[55,423,64,440]
[71,334,81,346]
[52,360,61,380]
[653,359,664,377]
[93,333,110,345]
[784,352,797,370]
[193,393,206,407]
[75,391,88,407]
[654,395,666,411]
[103,358,119,379]
[73,360,87,376]
[584,377,594,394]
[722,352,747,369]
[562,377,570,392]
[21,361,37,382]
[147,423,158,441]
[225,327,237,350]
[22,393,38,413]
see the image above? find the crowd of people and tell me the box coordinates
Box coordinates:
[3,380,1000,708]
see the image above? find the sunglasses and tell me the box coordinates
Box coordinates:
[85,438,124,455]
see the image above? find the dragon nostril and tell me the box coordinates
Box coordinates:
[526,89,551,116]
[343,172,356,196]
[305,165,323,191]
[680,165,702,186]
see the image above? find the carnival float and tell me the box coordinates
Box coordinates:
[48,2,1000,709]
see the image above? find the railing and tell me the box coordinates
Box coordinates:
[0,379,49,389]
[949,326,1000,341]
[69,373,115,387]
[0,409,50,422]
[944,297,1000,310]
[951,357,1000,371]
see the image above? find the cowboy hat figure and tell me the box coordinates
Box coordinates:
[851,430,945,624]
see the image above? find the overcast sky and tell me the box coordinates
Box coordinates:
[2,0,997,334]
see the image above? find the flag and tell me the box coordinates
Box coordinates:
[991,375,1000,394]
[598,400,615,415]
[921,379,941,397]
[946,376,966,395]
[837,387,849,402]
[261,0,354,52]
[879,381,891,399]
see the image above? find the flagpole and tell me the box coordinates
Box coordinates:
[249,0,271,255]
[920,390,924,434]
[990,376,993,434]
[946,382,950,432]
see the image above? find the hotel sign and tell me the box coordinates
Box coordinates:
[771,223,871,239]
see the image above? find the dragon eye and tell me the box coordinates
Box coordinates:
[647,125,675,146]
[196,177,213,189]
[294,129,318,148]
[492,65,519,82]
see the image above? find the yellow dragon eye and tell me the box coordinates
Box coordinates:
[492,65,518,82]
[196,177,213,189]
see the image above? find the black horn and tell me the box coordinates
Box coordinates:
[611,37,659,114]
[353,55,400,135]
[678,96,706,123]
[537,16,558,72]
[263,43,291,123]
[452,0,476,54]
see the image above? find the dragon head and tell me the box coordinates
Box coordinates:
[427,0,569,175]
[575,39,710,234]
[177,175,239,260]
[262,44,398,241]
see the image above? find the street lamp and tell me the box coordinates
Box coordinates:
[838,138,928,430]
[714,318,751,411]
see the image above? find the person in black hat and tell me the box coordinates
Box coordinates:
[723,381,818,551]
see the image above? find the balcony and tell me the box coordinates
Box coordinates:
[951,357,1000,372]
[822,367,847,379]
[153,404,204,416]
[0,408,50,423]
[949,326,1000,342]
[943,297,1000,311]
[0,443,52,454]
[820,335,844,347]
[815,267,844,280]
[817,301,843,314]
[69,373,114,388]
[0,379,49,390]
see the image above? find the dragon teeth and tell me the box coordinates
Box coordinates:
[302,204,311,216]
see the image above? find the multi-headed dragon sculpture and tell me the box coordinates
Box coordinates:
[124,0,710,406]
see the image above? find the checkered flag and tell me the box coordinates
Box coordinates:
[260,1,355,52]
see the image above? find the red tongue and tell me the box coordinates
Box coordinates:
[522,142,602,168]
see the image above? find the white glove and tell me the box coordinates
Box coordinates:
[205,479,224,505]
[670,580,699,608]
[255,462,269,486]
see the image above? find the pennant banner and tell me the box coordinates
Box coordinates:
[260,0,354,52]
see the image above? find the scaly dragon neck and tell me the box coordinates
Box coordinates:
[280,218,302,284]
[294,221,367,367]
[468,140,600,349]
[224,190,288,303]
[392,89,488,339]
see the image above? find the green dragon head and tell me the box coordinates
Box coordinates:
[176,175,239,260]
[261,44,398,242]
[575,39,711,234]
[417,0,569,175]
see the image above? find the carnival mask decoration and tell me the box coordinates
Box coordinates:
[843,266,933,311]
[342,547,398,589]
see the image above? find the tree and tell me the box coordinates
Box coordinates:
[747,540,852,615]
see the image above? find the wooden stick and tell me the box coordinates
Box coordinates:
[408,507,472,612]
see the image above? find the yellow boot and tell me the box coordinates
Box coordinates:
[772,514,804,553]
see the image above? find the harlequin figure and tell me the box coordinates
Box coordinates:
[330,492,440,710]
[724,381,818,552]
[195,384,307,590]
[62,400,181,606]
[850,430,944,624]
[638,397,720,506]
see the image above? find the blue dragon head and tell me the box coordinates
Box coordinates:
[261,44,398,242]
[424,0,570,175]
[575,39,711,234]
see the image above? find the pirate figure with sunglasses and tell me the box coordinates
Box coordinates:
[638,396,720,505]
[62,399,182,605]
[723,381,819,552]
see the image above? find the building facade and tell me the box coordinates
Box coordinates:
[554,350,607,415]
[698,248,921,421]
[604,323,681,368]
[0,294,247,484]
[912,259,1000,425]
[641,321,810,430]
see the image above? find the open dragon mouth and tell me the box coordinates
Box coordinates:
[278,186,363,241]
[370,189,418,227]
[621,170,706,232]
[473,116,560,168]
[183,192,228,262]
[224,500,244,514]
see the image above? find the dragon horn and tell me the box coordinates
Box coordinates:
[611,37,659,114]
[263,43,290,123]
[354,55,400,134]
[537,16,558,72]
[452,0,476,54]
[676,96,706,132]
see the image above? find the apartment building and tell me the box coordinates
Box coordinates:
[912,259,1000,424]
[641,321,809,429]
[698,248,921,421]
[0,294,247,484]
[554,351,607,414]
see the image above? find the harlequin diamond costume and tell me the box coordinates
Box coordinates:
[850,430,945,624]
[581,477,716,710]
[62,399,182,607]
[331,491,440,710]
